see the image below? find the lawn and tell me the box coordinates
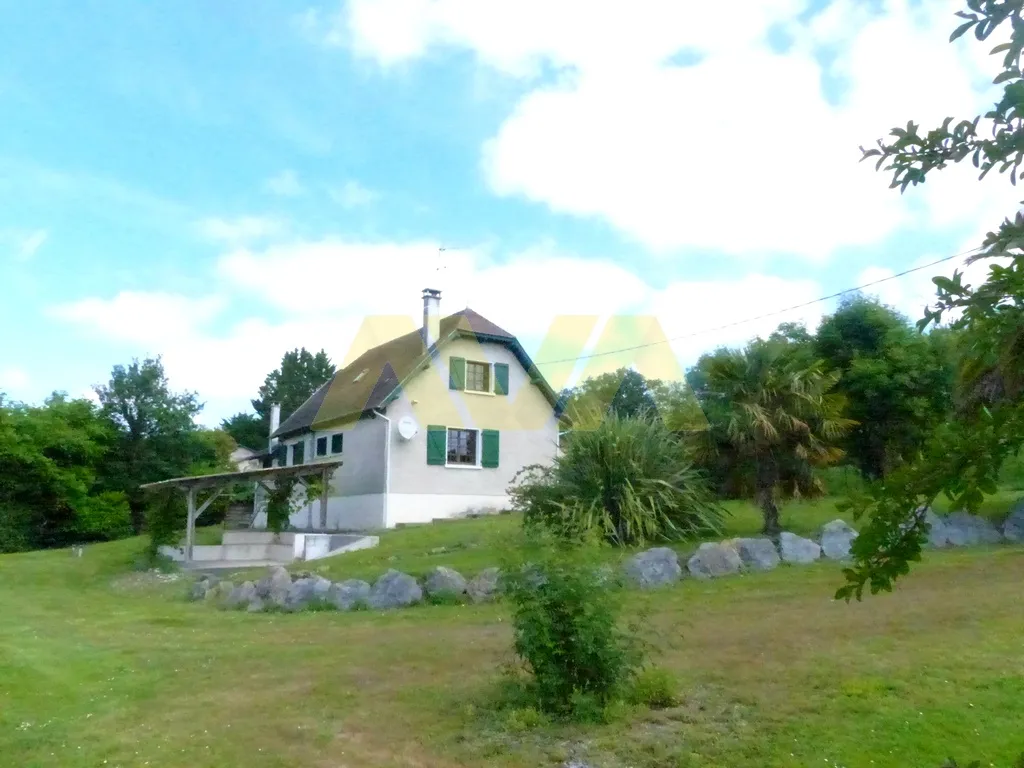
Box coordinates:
[1,495,1022,768]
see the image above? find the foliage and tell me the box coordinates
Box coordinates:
[94,357,206,533]
[560,367,659,425]
[499,529,642,720]
[252,348,335,431]
[815,295,955,479]
[511,413,725,546]
[693,339,854,536]
[626,666,680,709]
[264,477,314,533]
[144,489,185,557]
[843,0,1024,596]
[221,412,266,452]
[0,393,130,552]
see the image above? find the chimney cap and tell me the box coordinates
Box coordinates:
[422,288,441,299]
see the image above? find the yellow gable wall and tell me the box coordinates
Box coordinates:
[400,337,557,433]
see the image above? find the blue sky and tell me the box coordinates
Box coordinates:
[0,0,1016,424]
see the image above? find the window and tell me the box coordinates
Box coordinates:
[446,428,478,465]
[316,436,328,457]
[353,368,368,383]
[291,442,304,465]
[331,433,343,454]
[465,361,490,393]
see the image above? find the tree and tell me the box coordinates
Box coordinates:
[252,348,335,429]
[695,340,854,536]
[562,368,661,427]
[221,412,266,452]
[815,295,954,479]
[840,1,1024,599]
[0,393,130,552]
[94,357,207,533]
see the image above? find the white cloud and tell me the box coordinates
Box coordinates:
[49,292,227,346]
[197,216,286,244]
[1,228,48,262]
[262,169,304,197]
[337,0,1020,260]
[329,180,380,208]
[0,366,30,393]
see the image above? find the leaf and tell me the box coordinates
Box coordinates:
[951,19,975,41]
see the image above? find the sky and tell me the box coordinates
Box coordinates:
[0,0,1019,426]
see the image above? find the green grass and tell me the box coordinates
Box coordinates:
[2,494,1022,768]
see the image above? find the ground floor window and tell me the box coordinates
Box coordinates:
[447,428,478,466]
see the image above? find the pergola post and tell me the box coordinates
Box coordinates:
[319,468,329,530]
[185,487,196,564]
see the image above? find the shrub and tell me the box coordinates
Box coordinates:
[510,413,725,546]
[815,465,868,498]
[627,666,680,709]
[144,489,185,558]
[499,529,642,720]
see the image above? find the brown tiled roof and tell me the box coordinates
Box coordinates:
[273,309,539,438]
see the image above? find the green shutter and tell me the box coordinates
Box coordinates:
[494,363,509,395]
[449,357,466,390]
[481,429,499,468]
[426,425,447,465]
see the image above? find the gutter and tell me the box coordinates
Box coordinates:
[373,408,392,528]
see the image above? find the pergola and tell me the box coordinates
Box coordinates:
[140,460,344,563]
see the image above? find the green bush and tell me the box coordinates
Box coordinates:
[816,465,868,498]
[510,413,725,546]
[999,449,1024,490]
[144,489,185,558]
[627,666,679,709]
[499,530,642,720]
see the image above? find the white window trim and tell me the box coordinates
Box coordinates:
[286,440,305,466]
[445,426,482,469]
[463,360,494,396]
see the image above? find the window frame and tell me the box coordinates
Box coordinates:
[463,360,492,394]
[445,427,480,468]
[312,431,344,460]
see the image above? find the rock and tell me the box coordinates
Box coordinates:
[943,511,1002,546]
[246,597,265,613]
[311,575,332,601]
[225,581,257,609]
[188,577,213,601]
[368,570,422,609]
[466,568,502,603]
[256,566,291,598]
[623,547,682,588]
[423,566,468,597]
[917,507,951,548]
[1002,499,1024,542]
[819,520,858,560]
[205,580,235,605]
[778,532,820,564]
[327,579,371,611]
[731,538,780,571]
[285,578,317,611]
[687,542,742,579]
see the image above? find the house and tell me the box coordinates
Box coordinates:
[229,446,263,472]
[252,289,564,531]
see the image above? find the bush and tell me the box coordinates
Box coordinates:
[999,449,1024,490]
[816,465,868,498]
[511,413,725,546]
[144,489,185,558]
[627,666,679,709]
[499,530,642,720]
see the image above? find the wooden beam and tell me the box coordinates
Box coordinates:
[320,468,329,530]
[195,486,226,521]
[185,487,196,564]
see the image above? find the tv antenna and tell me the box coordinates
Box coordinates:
[436,246,447,273]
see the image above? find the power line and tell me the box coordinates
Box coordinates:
[535,247,981,367]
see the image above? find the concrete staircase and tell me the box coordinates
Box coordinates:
[223,503,256,530]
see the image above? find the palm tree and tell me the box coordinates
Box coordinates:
[695,340,854,537]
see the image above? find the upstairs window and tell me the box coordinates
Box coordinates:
[316,436,328,457]
[465,361,490,393]
[331,433,343,454]
[291,442,304,465]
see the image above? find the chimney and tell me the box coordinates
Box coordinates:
[269,403,281,451]
[422,288,441,348]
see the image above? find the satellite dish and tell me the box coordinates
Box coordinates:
[397,416,418,441]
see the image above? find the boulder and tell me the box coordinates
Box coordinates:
[731,538,780,571]
[327,579,371,611]
[687,542,742,579]
[623,547,682,588]
[284,577,315,614]
[205,580,235,604]
[423,566,468,598]
[311,575,332,601]
[1002,499,1024,542]
[943,511,1002,546]
[917,507,951,548]
[225,581,257,609]
[246,597,265,613]
[256,566,291,598]
[466,568,502,603]
[368,570,423,609]
[778,532,820,564]
[188,577,214,601]
[819,520,858,560]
